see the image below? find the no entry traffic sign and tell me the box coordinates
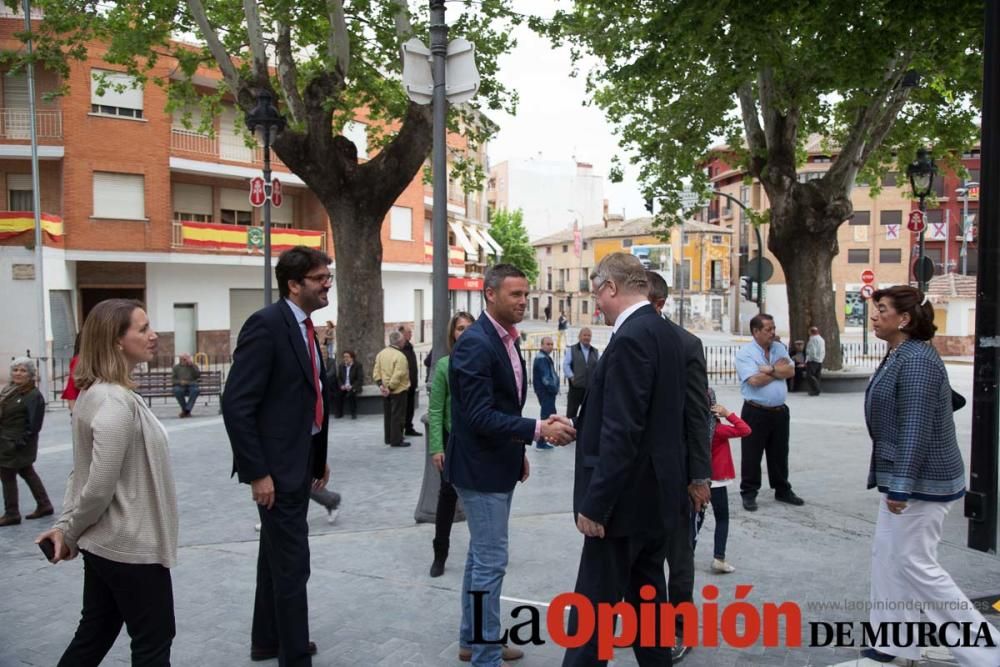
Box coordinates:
[861,269,875,284]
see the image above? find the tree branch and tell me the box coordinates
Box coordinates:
[184,0,241,94]
[392,0,415,66]
[327,0,350,79]
[243,0,269,81]
[737,82,766,176]
[275,20,306,125]
[359,101,432,212]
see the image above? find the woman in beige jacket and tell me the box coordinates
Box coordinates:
[36,298,178,666]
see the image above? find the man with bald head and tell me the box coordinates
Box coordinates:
[532,336,560,450]
[562,327,599,422]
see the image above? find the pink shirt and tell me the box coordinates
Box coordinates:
[483,311,542,440]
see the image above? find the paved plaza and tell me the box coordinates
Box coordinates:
[1,364,998,666]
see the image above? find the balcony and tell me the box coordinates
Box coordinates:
[170,129,287,169]
[0,109,62,140]
[171,220,324,254]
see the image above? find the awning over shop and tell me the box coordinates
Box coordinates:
[448,220,477,257]
[465,225,497,256]
[479,227,504,256]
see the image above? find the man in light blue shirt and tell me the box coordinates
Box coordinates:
[734,314,804,512]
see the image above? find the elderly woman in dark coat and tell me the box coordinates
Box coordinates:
[0,357,52,526]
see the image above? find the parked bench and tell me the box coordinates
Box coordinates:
[133,370,223,407]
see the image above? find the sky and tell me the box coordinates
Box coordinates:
[482,1,647,219]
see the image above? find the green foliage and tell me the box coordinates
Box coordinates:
[541,1,982,220]
[487,208,538,284]
[9,0,521,157]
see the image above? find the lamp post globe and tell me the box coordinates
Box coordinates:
[245,89,286,306]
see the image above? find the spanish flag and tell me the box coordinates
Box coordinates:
[178,221,324,252]
[0,212,63,241]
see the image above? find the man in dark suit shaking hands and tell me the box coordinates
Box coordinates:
[223,246,332,666]
[447,263,576,666]
[563,253,687,667]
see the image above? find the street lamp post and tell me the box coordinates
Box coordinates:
[245,90,286,307]
[956,181,979,275]
[907,147,937,292]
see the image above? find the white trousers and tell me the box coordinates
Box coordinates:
[870,496,1000,666]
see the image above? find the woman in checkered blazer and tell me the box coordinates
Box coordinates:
[862,285,999,665]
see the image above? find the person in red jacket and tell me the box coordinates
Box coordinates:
[706,388,751,573]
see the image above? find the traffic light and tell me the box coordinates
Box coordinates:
[644,196,654,214]
[741,276,754,302]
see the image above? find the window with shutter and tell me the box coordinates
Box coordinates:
[3,73,30,138]
[7,173,32,211]
[93,172,145,219]
[172,183,212,222]
[220,106,252,163]
[219,187,252,225]
[90,70,143,119]
[270,194,295,228]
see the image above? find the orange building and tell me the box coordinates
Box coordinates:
[0,15,498,372]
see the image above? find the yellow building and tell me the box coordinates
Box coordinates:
[590,217,733,329]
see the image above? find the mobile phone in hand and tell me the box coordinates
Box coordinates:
[38,537,56,562]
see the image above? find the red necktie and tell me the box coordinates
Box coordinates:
[303,318,323,430]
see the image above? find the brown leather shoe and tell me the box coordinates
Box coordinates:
[250,641,317,661]
[458,645,524,662]
[0,513,21,527]
[26,504,54,520]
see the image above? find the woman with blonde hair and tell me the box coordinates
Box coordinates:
[36,298,179,666]
[0,357,52,526]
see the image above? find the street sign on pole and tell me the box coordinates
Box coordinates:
[860,284,875,299]
[249,176,266,207]
[271,178,283,208]
[907,209,926,233]
[913,255,935,283]
[861,269,875,284]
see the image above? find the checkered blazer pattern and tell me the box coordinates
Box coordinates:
[864,339,965,502]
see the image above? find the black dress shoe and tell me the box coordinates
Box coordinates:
[775,491,805,506]
[405,429,422,437]
[250,641,317,661]
[741,495,758,512]
[391,441,412,447]
[860,647,895,663]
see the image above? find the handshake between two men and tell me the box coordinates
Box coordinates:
[539,414,576,446]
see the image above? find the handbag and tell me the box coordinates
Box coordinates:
[951,389,967,412]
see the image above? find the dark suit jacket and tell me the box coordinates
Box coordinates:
[223,300,329,492]
[574,303,687,537]
[667,320,712,482]
[329,362,364,395]
[445,312,535,493]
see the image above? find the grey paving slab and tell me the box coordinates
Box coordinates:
[0,364,997,667]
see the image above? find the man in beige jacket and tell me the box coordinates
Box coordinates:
[373,331,411,447]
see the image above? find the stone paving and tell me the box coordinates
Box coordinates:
[0,365,997,666]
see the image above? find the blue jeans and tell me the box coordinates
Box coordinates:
[172,384,200,413]
[456,486,514,667]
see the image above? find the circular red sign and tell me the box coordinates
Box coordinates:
[860,284,875,299]
[861,269,875,284]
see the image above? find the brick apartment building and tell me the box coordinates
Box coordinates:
[699,135,980,334]
[0,13,501,375]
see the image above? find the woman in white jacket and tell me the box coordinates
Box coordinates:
[36,298,178,666]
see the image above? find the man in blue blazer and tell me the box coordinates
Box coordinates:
[446,264,576,666]
[224,246,332,666]
[563,253,687,667]
[532,336,560,450]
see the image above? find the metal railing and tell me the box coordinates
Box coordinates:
[0,108,62,139]
[170,128,288,169]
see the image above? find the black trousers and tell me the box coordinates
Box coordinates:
[566,386,587,421]
[665,514,695,641]
[805,361,823,395]
[330,390,357,418]
[562,533,673,667]
[253,482,312,667]
[383,392,407,445]
[404,385,417,431]
[58,551,174,667]
[739,402,792,497]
